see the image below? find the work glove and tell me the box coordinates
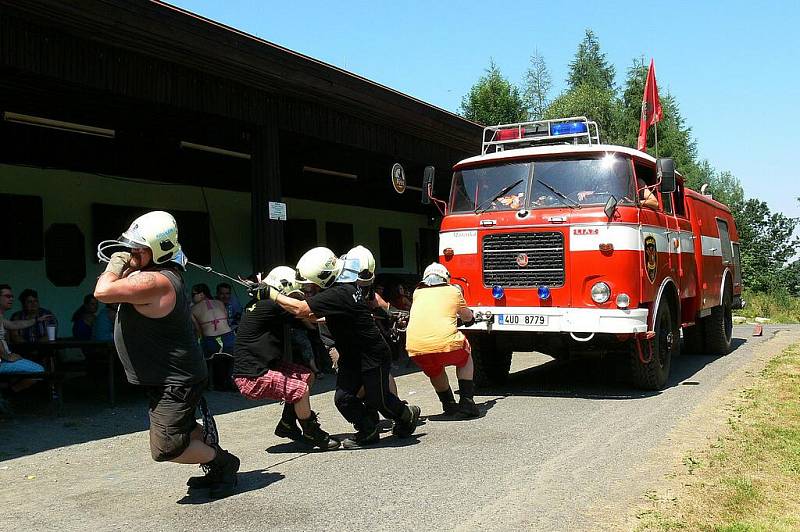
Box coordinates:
[105,252,131,276]
[247,282,279,302]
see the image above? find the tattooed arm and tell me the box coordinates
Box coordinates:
[94,269,173,307]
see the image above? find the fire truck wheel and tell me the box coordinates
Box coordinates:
[704,290,733,356]
[682,321,705,355]
[631,299,678,390]
[470,335,512,389]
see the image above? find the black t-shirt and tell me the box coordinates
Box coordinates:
[307,283,391,371]
[233,299,293,378]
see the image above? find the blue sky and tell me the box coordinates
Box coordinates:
[169,0,799,221]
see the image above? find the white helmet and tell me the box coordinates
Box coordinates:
[422,262,450,286]
[120,211,182,265]
[295,247,342,289]
[265,266,303,297]
[339,245,376,285]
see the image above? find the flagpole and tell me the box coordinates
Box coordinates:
[654,121,659,158]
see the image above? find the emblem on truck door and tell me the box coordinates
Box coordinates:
[644,235,657,283]
[516,253,529,267]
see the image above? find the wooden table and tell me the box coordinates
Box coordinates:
[14,339,117,410]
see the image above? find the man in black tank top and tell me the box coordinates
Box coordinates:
[94,211,239,499]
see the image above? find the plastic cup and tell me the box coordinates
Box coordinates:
[46,324,56,341]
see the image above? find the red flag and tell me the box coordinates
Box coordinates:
[637,59,663,152]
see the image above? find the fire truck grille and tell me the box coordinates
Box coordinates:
[482,232,565,287]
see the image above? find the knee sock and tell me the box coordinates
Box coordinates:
[281,402,297,424]
[436,387,456,406]
[458,379,475,403]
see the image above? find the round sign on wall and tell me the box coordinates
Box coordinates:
[391,163,406,194]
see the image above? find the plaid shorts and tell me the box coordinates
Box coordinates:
[410,339,472,378]
[234,360,312,404]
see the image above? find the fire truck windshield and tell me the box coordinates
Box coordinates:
[450,155,634,213]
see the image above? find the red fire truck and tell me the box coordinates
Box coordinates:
[423,116,743,390]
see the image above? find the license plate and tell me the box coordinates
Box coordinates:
[497,314,548,326]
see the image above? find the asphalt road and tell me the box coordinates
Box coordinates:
[2,325,798,531]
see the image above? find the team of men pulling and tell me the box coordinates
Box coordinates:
[95,211,480,499]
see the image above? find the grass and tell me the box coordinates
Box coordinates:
[736,290,800,323]
[636,343,800,531]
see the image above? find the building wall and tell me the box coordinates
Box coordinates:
[0,164,431,336]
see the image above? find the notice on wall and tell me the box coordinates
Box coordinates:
[268,201,287,221]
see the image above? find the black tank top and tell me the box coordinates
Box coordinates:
[114,269,207,386]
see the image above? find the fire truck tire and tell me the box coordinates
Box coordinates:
[682,321,705,354]
[704,290,733,356]
[469,335,512,388]
[631,299,678,390]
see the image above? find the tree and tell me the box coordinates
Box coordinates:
[735,198,800,293]
[523,50,551,121]
[460,59,527,126]
[544,83,623,143]
[567,29,615,91]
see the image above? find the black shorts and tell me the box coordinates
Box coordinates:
[145,382,205,462]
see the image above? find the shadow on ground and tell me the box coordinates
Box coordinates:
[0,360,421,461]
[481,336,750,401]
[176,469,285,504]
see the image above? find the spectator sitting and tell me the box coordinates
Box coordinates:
[71,294,99,340]
[9,288,57,344]
[385,282,412,311]
[216,282,242,330]
[1,284,46,407]
[191,283,236,389]
[92,303,117,342]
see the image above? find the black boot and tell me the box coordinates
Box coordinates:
[298,412,341,451]
[186,446,240,496]
[341,417,380,450]
[274,403,303,441]
[456,379,480,418]
[436,388,459,416]
[392,404,421,438]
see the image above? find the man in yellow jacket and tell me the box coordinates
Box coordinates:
[405,263,479,418]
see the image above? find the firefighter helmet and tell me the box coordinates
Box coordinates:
[265,266,303,297]
[338,245,376,285]
[422,262,450,286]
[295,247,342,289]
[119,211,181,265]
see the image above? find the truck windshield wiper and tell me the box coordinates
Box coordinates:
[537,179,581,209]
[474,179,524,214]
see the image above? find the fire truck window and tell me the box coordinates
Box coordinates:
[717,219,733,265]
[662,192,673,214]
[532,156,632,207]
[674,182,687,217]
[450,162,530,213]
[633,162,660,210]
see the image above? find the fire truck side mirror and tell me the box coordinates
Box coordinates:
[603,195,618,220]
[421,166,435,205]
[657,158,676,194]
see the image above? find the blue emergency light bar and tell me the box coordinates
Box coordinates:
[550,121,588,136]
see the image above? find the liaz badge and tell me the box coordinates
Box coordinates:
[644,235,657,283]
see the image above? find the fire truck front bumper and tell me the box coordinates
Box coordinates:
[464,306,649,334]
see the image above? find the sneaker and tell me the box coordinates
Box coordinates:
[274,419,304,442]
[341,426,380,449]
[392,405,421,438]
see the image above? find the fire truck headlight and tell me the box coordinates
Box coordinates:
[538,285,551,300]
[492,285,505,299]
[616,293,630,309]
[590,282,611,304]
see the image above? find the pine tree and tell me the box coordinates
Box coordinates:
[567,29,616,91]
[460,59,527,126]
[523,50,551,121]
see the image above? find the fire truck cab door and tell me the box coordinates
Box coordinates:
[639,194,680,306]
